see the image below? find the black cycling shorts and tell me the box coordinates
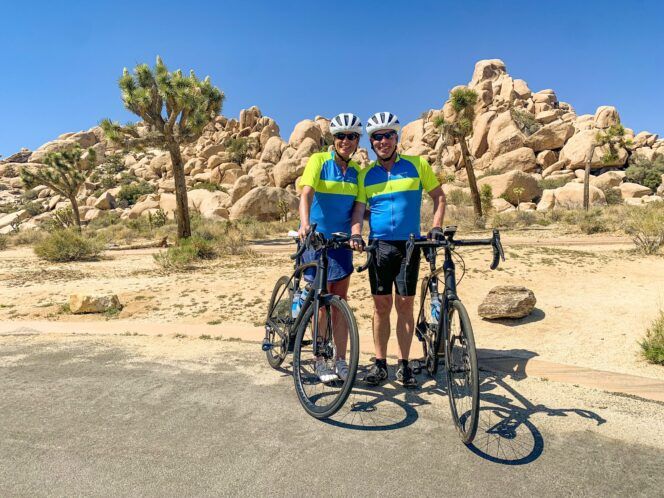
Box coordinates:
[368,240,421,296]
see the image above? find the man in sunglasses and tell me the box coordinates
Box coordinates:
[350,112,446,388]
[298,113,363,383]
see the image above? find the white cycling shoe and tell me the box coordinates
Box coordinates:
[335,359,349,382]
[315,359,338,383]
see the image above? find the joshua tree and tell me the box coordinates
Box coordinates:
[20,145,96,230]
[101,56,224,239]
[434,87,483,220]
[584,123,631,210]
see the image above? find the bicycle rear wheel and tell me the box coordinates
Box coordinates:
[416,276,442,375]
[444,299,480,444]
[292,295,359,419]
[264,276,293,369]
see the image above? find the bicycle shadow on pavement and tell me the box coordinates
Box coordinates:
[469,349,607,465]
[323,364,427,431]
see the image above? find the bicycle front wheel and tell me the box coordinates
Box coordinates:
[264,276,292,369]
[444,299,480,444]
[292,295,359,419]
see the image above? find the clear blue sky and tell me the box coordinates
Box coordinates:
[1,0,662,157]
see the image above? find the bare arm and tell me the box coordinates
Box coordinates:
[350,201,366,250]
[298,186,314,239]
[428,186,446,229]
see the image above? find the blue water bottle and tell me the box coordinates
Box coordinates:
[430,297,441,326]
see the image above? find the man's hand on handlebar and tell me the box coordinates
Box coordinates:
[350,234,365,252]
[427,226,444,241]
[297,223,311,241]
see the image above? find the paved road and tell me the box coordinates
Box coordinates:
[1,336,662,497]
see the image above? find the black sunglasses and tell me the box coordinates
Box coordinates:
[371,131,397,141]
[334,132,359,141]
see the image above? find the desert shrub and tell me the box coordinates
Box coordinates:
[117,181,156,207]
[41,208,76,232]
[625,156,664,191]
[480,184,493,215]
[437,172,456,184]
[447,188,472,206]
[225,137,249,165]
[515,210,537,226]
[89,153,127,192]
[623,204,664,254]
[191,181,225,192]
[600,186,623,205]
[511,108,541,136]
[491,211,517,229]
[538,177,569,190]
[0,235,8,250]
[11,229,46,246]
[153,235,217,270]
[23,201,45,217]
[146,209,168,229]
[578,210,608,234]
[34,229,103,262]
[641,309,664,365]
[87,211,122,229]
[22,189,39,202]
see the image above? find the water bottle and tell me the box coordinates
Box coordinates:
[291,289,302,318]
[430,297,441,326]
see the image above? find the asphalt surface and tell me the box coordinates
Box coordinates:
[1,337,662,497]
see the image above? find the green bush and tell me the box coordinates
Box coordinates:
[34,229,103,262]
[117,181,156,207]
[11,229,46,246]
[225,137,249,165]
[578,211,608,234]
[191,181,224,192]
[625,156,664,191]
[447,188,472,206]
[600,186,623,205]
[624,204,664,254]
[511,108,541,136]
[641,309,664,365]
[538,177,570,190]
[480,184,493,215]
[153,235,217,270]
[0,235,8,251]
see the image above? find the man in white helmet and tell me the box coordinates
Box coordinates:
[350,112,446,388]
[298,113,364,383]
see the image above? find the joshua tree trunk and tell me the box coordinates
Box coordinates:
[69,195,82,231]
[459,138,483,219]
[168,142,191,239]
[583,144,596,211]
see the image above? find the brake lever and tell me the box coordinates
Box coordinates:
[490,229,506,270]
[356,244,376,273]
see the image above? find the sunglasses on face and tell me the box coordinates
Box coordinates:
[334,133,359,141]
[371,131,397,141]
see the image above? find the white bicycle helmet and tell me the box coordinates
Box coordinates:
[366,112,401,136]
[330,113,363,136]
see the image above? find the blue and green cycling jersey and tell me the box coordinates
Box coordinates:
[298,151,362,237]
[356,154,439,240]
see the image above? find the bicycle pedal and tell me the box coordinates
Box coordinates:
[261,339,273,351]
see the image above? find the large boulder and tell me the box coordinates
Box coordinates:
[554,182,606,209]
[469,111,496,158]
[70,294,122,314]
[248,162,273,187]
[478,170,542,204]
[288,119,322,149]
[94,191,116,210]
[188,188,232,219]
[259,136,284,164]
[594,106,621,129]
[259,119,280,147]
[524,121,574,152]
[0,209,30,230]
[469,59,507,87]
[129,194,161,219]
[590,171,623,190]
[400,119,425,150]
[478,286,537,319]
[559,129,628,169]
[488,147,537,174]
[536,189,556,211]
[273,158,307,188]
[619,182,651,199]
[536,150,557,168]
[292,137,319,160]
[487,111,526,157]
[229,187,299,221]
[230,175,255,204]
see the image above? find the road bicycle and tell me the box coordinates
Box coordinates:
[263,225,373,419]
[406,226,504,444]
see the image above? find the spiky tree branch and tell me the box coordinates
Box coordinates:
[20,146,96,230]
[101,56,224,239]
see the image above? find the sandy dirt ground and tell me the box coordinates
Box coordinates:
[0,228,663,382]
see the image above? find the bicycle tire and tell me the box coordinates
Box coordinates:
[444,299,480,444]
[417,276,444,375]
[292,295,359,419]
[264,275,292,369]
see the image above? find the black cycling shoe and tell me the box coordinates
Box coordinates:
[364,363,388,386]
[396,365,419,389]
